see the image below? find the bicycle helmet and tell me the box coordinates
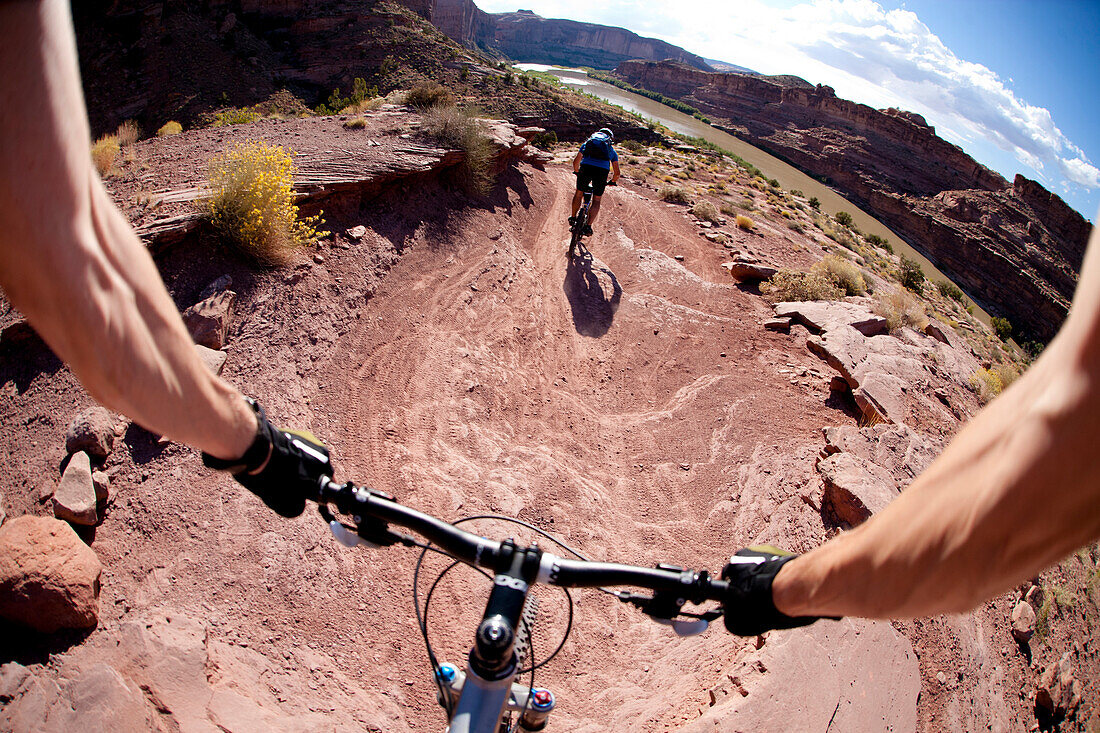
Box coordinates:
[597,127,614,141]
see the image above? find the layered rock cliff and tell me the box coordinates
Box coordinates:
[615,60,1090,342]
[426,1,712,71]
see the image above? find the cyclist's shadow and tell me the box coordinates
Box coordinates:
[563,246,622,337]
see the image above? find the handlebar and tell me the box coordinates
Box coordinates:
[315,478,728,604]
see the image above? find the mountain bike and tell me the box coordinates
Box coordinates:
[568,178,616,259]
[314,476,733,732]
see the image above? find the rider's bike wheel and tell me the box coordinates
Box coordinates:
[568,216,584,259]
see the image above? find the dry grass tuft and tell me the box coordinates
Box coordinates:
[735,214,755,230]
[761,270,844,303]
[873,285,928,332]
[116,120,142,146]
[205,140,328,266]
[811,254,866,295]
[970,367,1003,404]
[156,121,183,137]
[659,186,691,204]
[407,82,455,109]
[343,116,368,129]
[691,201,721,223]
[91,135,120,176]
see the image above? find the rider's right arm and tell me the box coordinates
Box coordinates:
[573,150,583,173]
[772,221,1100,620]
[0,0,256,460]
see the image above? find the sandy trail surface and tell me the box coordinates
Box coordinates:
[1,152,1046,731]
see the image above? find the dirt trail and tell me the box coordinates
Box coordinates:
[287,165,856,729]
[2,147,1049,731]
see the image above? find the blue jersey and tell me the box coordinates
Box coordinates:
[579,133,618,170]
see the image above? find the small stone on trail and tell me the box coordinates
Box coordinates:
[194,344,227,375]
[54,451,98,526]
[1011,600,1036,643]
[346,225,367,240]
[674,254,685,261]
[764,317,791,333]
[92,470,111,503]
[314,253,325,264]
[183,289,236,349]
[65,406,115,459]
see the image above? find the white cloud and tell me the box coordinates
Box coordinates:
[476,0,1098,210]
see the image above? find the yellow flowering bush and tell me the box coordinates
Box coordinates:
[206,141,327,266]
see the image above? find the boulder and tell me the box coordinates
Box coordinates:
[1037,652,1081,717]
[764,317,791,333]
[853,372,909,424]
[194,344,227,375]
[818,452,899,527]
[821,424,942,483]
[775,299,882,334]
[54,451,98,526]
[65,406,115,459]
[1011,600,1036,643]
[722,260,777,280]
[182,289,236,349]
[0,515,102,632]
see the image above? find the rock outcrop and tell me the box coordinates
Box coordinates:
[615,60,1091,342]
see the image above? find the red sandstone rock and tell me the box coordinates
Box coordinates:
[183,290,236,350]
[817,452,899,527]
[65,406,115,459]
[0,515,102,632]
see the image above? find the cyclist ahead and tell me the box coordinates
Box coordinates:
[569,127,621,236]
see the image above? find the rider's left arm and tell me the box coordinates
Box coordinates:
[0,0,256,460]
[611,159,621,182]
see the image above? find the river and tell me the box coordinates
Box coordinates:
[518,64,987,320]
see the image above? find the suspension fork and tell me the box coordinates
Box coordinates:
[445,540,554,732]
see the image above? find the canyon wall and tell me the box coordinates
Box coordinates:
[427,1,712,71]
[617,60,1090,341]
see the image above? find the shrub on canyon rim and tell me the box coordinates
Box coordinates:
[205,140,327,266]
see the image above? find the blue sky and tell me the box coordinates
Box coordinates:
[478,0,1100,222]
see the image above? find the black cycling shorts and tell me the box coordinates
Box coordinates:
[576,163,611,197]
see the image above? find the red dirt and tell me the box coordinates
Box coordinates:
[1,119,1096,731]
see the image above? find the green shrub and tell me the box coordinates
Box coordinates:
[407,82,455,109]
[205,140,328,266]
[991,316,1013,341]
[91,134,120,176]
[659,186,691,204]
[156,121,183,137]
[937,280,964,302]
[808,196,820,210]
[866,233,890,250]
[719,202,737,216]
[834,211,853,227]
[761,270,843,303]
[812,254,866,295]
[530,131,557,149]
[691,201,721,223]
[899,255,925,292]
[621,140,646,154]
[419,105,494,195]
[873,285,928,332]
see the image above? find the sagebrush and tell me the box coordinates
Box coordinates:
[761,270,843,303]
[874,285,928,332]
[659,186,691,204]
[205,140,328,266]
[691,201,721,223]
[156,121,183,137]
[91,135,120,176]
[419,106,494,195]
[811,254,866,295]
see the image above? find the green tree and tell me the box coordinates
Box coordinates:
[834,211,853,227]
